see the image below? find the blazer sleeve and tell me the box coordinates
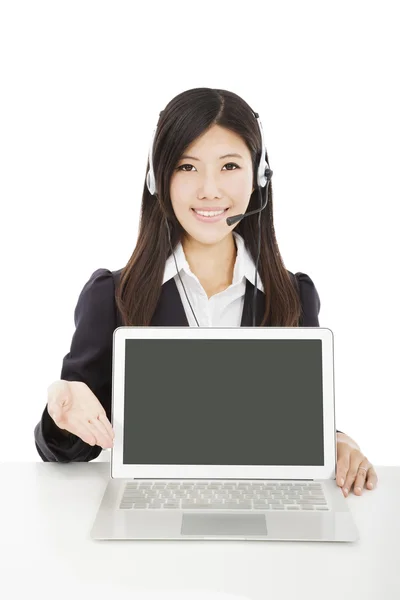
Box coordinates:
[34,268,116,462]
[295,271,344,435]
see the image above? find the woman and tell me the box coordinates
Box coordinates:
[34,87,377,497]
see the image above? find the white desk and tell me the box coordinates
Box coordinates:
[1,462,399,600]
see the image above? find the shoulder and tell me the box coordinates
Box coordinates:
[84,267,115,284]
[74,268,118,327]
[287,270,321,325]
[78,268,116,300]
[289,270,319,294]
[81,267,127,291]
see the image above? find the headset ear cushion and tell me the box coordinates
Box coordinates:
[146,171,153,194]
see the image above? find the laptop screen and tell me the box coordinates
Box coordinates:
[122,338,324,466]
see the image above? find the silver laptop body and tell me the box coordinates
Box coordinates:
[90,327,359,542]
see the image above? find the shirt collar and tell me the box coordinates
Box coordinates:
[162,231,264,293]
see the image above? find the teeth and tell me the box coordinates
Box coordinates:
[194,209,225,217]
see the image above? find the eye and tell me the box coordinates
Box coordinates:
[176,162,240,172]
[176,164,195,172]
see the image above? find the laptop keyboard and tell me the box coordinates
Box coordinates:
[119,481,329,511]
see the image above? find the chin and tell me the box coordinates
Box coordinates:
[187,229,232,246]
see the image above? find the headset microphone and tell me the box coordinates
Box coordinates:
[226,168,273,226]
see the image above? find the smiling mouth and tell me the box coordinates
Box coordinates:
[191,208,229,214]
[190,208,231,223]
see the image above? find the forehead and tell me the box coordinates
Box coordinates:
[182,124,250,160]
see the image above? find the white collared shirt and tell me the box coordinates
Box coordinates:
[162,231,264,327]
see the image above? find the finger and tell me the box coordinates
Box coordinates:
[366,467,378,490]
[48,402,62,424]
[87,418,113,448]
[90,416,114,447]
[336,454,350,488]
[353,459,371,495]
[54,412,108,449]
[343,451,364,496]
[97,413,115,440]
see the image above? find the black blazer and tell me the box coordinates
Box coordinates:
[34,268,342,462]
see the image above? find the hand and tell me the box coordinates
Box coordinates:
[336,432,378,496]
[47,380,115,449]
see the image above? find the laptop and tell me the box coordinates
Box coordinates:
[90,326,359,542]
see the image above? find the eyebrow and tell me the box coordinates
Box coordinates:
[179,153,244,161]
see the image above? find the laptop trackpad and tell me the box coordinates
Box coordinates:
[181,513,267,536]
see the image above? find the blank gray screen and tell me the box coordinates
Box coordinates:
[122,339,325,466]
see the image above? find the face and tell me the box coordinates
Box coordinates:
[170,124,255,246]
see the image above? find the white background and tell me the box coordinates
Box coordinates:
[1,0,398,465]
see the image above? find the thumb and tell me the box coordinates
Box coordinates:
[48,400,63,423]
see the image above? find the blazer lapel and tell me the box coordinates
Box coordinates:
[241,278,266,327]
[151,278,190,326]
[112,271,190,327]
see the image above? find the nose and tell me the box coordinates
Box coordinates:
[198,173,223,199]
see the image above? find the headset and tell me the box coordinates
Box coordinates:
[146,108,273,327]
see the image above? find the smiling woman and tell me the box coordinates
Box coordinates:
[34,86,355,465]
[116,87,303,328]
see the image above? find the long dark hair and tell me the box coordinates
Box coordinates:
[115,87,302,327]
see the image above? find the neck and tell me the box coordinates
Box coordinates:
[182,233,237,289]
